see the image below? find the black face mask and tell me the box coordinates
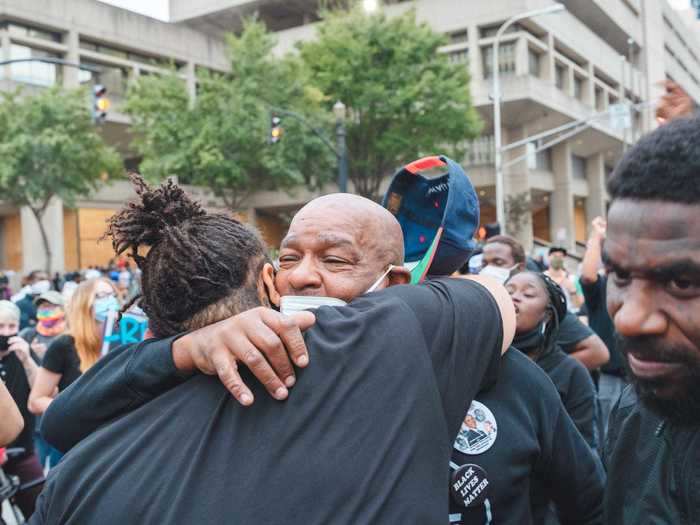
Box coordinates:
[513,323,545,355]
[0,334,12,355]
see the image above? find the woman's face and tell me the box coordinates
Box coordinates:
[505,273,550,334]
[0,317,18,337]
[93,280,116,303]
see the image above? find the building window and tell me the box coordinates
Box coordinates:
[482,43,516,78]
[78,61,130,99]
[572,155,587,180]
[555,63,566,90]
[528,48,541,77]
[8,44,61,86]
[595,86,605,110]
[4,22,61,42]
[449,30,468,45]
[448,49,469,65]
[535,148,552,171]
[80,39,179,68]
[574,76,584,100]
[480,24,519,38]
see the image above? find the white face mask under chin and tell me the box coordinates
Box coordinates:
[479,264,517,284]
[278,265,395,315]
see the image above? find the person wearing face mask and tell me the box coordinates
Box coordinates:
[19,291,67,471]
[28,278,120,417]
[479,236,608,372]
[505,271,597,450]
[15,271,52,331]
[0,300,45,519]
[544,247,582,312]
[478,235,526,284]
[31,172,514,525]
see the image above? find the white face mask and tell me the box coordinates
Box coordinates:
[278,265,395,315]
[279,296,347,316]
[479,264,517,284]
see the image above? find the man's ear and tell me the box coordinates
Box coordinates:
[261,263,281,307]
[387,266,412,287]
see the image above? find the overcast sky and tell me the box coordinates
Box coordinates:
[99,0,169,20]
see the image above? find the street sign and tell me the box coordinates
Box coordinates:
[609,103,631,130]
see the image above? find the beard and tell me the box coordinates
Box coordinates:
[617,335,700,427]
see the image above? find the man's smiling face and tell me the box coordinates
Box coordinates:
[605,198,700,423]
[274,194,407,303]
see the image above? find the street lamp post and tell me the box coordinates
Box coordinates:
[493,3,565,233]
[334,100,349,193]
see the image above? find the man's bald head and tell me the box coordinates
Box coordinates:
[275,193,410,303]
[292,193,405,266]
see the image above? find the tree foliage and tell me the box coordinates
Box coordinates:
[299,7,482,198]
[125,20,333,209]
[0,87,122,271]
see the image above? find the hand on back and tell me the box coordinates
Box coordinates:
[172,307,315,406]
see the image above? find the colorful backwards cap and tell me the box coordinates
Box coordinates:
[381,155,480,283]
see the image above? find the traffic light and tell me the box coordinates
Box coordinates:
[92,84,110,123]
[269,115,283,144]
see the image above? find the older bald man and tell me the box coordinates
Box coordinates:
[36,190,513,524]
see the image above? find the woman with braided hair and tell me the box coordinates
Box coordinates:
[505,271,598,449]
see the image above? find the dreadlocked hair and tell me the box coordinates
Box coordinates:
[509,271,568,360]
[534,272,568,358]
[105,172,269,338]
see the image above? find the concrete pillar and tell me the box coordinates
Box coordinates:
[585,152,607,228]
[503,126,534,251]
[1,28,11,80]
[585,63,595,107]
[639,0,665,133]
[467,24,482,86]
[543,32,555,84]
[185,61,196,105]
[246,206,257,228]
[550,141,575,251]
[515,36,528,77]
[20,198,65,274]
[63,30,80,88]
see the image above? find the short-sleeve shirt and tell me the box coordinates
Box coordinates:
[33,279,503,525]
[557,311,595,355]
[580,275,625,376]
[0,351,35,454]
[42,335,81,392]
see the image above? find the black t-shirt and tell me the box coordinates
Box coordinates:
[42,335,81,392]
[34,279,503,525]
[449,350,604,525]
[0,351,35,454]
[557,312,595,355]
[536,346,598,450]
[580,276,625,376]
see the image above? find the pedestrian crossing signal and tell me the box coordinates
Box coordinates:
[92,84,110,123]
[270,116,283,144]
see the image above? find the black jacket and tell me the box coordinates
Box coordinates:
[604,386,700,524]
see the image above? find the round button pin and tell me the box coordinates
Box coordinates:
[450,464,490,509]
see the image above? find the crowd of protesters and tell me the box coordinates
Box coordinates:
[0,81,697,525]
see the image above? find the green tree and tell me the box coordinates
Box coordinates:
[125,20,333,210]
[0,87,122,272]
[299,7,482,198]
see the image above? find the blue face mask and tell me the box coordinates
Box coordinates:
[93,295,120,322]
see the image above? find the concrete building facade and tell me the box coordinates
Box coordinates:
[1,0,699,272]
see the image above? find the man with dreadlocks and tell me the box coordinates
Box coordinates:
[32,174,513,524]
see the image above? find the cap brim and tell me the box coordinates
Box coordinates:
[408,227,443,284]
